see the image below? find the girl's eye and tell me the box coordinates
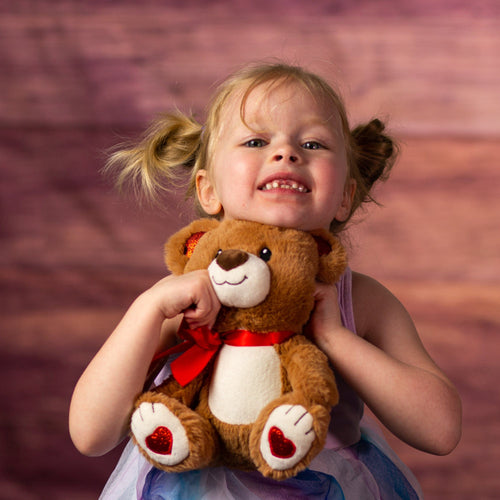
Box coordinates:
[244,138,266,148]
[302,141,323,150]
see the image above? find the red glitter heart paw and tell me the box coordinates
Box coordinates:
[260,404,316,471]
[268,426,296,458]
[145,426,173,455]
[131,402,190,466]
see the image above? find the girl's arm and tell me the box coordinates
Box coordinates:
[310,272,462,455]
[69,270,220,457]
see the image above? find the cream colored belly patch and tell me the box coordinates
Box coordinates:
[208,345,282,424]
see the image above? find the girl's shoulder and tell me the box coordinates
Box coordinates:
[350,271,415,343]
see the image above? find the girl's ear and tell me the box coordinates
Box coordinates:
[310,230,348,284]
[164,218,220,274]
[196,169,222,215]
[334,178,356,222]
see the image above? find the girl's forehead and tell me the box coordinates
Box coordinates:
[223,80,340,126]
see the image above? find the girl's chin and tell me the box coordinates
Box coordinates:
[222,205,331,230]
[240,214,325,231]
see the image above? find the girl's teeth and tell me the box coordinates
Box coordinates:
[263,181,307,192]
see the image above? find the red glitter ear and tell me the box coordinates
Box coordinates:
[183,231,205,258]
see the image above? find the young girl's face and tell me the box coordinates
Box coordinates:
[197,81,355,231]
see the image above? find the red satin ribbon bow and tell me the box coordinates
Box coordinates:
[152,320,295,387]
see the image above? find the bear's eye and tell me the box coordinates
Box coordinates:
[259,247,272,262]
[216,249,222,258]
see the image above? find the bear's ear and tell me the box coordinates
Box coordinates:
[311,229,348,284]
[164,218,220,275]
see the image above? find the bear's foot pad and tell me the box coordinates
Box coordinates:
[131,402,189,466]
[260,404,316,470]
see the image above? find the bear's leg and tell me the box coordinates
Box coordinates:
[131,392,218,471]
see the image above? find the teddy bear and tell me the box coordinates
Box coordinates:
[130,218,347,480]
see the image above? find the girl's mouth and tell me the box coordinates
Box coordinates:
[259,179,310,193]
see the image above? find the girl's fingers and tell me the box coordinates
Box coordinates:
[180,273,221,328]
[148,270,221,328]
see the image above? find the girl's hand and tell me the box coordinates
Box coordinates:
[306,282,345,353]
[144,270,221,329]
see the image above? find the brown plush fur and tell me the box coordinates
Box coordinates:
[131,219,347,480]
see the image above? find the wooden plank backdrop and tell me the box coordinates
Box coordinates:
[1,1,499,498]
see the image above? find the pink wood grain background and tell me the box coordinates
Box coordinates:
[1,1,499,498]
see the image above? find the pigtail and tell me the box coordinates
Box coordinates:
[331,118,398,232]
[352,118,396,189]
[105,112,203,204]
[351,118,398,208]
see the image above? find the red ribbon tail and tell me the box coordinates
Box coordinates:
[171,344,219,387]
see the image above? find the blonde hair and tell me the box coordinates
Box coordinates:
[105,62,398,232]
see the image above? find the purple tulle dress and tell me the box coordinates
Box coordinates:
[100,269,423,499]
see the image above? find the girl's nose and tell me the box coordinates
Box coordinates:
[273,153,298,163]
[272,143,300,163]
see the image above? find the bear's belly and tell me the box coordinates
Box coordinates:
[208,345,282,424]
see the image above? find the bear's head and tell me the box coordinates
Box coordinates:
[165,219,347,334]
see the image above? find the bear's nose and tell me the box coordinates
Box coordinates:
[216,249,249,271]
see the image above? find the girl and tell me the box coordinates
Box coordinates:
[69,62,462,499]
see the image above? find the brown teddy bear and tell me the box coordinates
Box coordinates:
[130,218,347,480]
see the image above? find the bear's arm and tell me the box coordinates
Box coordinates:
[279,335,339,408]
